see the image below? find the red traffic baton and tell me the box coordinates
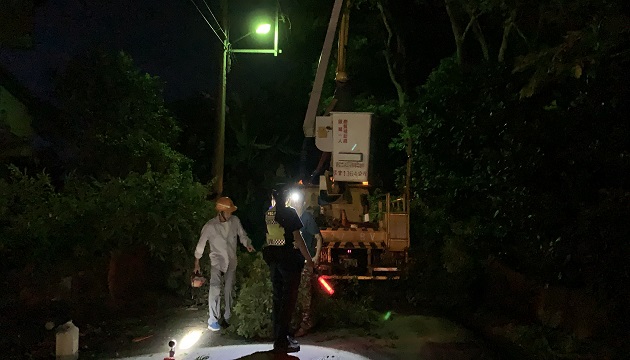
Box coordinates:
[313,268,334,295]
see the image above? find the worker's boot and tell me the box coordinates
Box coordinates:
[273,336,300,353]
[287,335,299,345]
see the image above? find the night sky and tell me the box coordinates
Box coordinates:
[0,0,287,102]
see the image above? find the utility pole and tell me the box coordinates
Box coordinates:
[207,0,280,196]
[212,0,229,197]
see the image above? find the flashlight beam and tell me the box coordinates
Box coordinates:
[179,330,203,350]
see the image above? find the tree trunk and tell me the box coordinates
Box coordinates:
[463,5,489,61]
[376,1,414,212]
[472,20,489,61]
[445,0,464,65]
[377,1,405,107]
[445,0,479,66]
[498,10,516,63]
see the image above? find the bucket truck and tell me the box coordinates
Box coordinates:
[299,0,410,280]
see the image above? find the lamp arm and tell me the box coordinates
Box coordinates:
[232,31,253,44]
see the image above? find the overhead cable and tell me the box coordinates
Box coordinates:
[188,0,224,44]
[201,0,226,36]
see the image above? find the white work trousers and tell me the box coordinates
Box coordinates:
[208,263,236,325]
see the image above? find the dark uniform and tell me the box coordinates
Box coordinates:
[263,202,304,353]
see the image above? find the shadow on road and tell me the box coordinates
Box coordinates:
[234,350,299,360]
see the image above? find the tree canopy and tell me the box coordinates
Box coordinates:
[56,50,187,179]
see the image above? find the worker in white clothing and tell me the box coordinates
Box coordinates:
[194,196,255,331]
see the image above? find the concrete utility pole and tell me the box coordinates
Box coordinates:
[212,0,229,197]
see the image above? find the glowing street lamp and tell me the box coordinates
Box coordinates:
[231,16,281,55]
[256,23,271,34]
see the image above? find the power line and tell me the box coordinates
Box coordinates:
[200,0,226,37]
[188,0,224,45]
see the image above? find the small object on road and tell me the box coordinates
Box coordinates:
[56,320,79,360]
[164,339,177,360]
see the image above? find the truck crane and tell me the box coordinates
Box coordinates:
[298,0,410,280]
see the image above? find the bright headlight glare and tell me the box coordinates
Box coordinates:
[290,192,301,203]
[179,329,203,350]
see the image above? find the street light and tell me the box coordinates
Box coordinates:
[211,3,282,196]
[231,22,271,45]
[230,10,282,56]
[256,23,271,34]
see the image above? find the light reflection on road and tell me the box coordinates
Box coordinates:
[118,344,373,360]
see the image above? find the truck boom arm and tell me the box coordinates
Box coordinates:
[302,0,345,138]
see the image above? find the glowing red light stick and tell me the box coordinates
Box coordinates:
[318,276,335,295]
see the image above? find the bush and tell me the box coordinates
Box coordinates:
[403,245,483,313]
[228,253,379,339]
[229,252,273,339]
[315,295,379,330]
[0,164,214,294]
[394,46,630,313]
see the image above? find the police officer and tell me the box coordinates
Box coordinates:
[263,188,315,353]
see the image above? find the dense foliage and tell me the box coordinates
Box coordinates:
[0,164,214,293]
[338,2,630,353]
[1,51,214,297]
[228,252,379,339]
[395,0,629,300]
[56,51,187,179]
[401,49,629,290]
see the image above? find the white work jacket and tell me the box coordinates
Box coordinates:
[194,215,252,273]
